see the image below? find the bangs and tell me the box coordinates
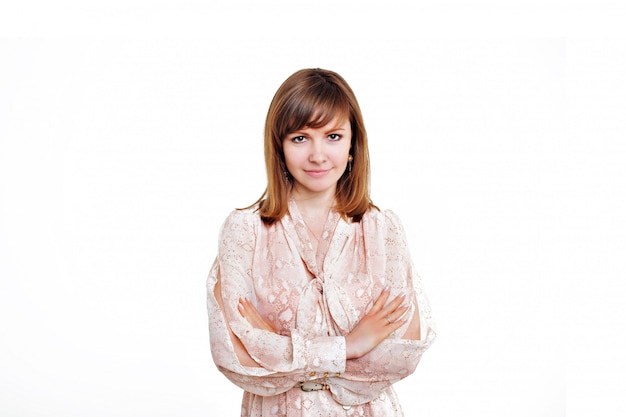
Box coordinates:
[280,83,351,136]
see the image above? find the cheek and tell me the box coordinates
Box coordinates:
[334,145,351,162]
[283,147,303,168]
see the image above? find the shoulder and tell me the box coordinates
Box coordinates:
[360,207,411,256]
[223,206,260,223]
[219,206,263,239]
[361,207,410,246]
[361,207,406,233]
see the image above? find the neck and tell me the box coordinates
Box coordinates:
[291,188,335,219]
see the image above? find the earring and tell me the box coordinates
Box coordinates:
[284,170,291,182]
[348,155,353,173]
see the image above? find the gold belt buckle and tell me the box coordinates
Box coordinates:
[297,382,351,409]
[299,381,329,391]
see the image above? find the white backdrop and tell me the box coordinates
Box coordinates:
[1,2,625,417]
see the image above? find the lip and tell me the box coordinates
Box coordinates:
[304,169,330,178]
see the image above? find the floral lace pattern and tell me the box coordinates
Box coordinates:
[207,200,436,416]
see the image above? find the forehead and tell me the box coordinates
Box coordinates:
[286,105,351,133]
[292,116,351,133]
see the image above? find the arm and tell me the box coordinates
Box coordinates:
[207,210,347,395]
[232,280,415,405]
[237,285,409,361]
[345,287,409,359]
[325,211,437,404]
[213,277,261,368]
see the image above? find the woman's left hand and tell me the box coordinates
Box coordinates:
[345,287,409,359]
[238,297,278,333]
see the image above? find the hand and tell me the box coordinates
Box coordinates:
[345,287,409,359]
[238,297,278,333]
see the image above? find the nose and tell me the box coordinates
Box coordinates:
[308,139,327,164]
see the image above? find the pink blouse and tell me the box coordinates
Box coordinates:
[207,199,436,416]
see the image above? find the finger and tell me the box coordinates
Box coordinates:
[386,318,409,334]
[239,298,276,332]
[371,287,391,313]
[241,298,261,321]
[238,297,253,317]
[238,298,260,322]
[380,300,410,329]
[386,305,410,323]
[242,306,265,329]
[237,299,246,317]
[380,294,406,317]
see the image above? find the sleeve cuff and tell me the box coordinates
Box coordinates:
[304,336,346,375]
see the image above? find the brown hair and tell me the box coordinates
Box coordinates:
[248,68,376,224]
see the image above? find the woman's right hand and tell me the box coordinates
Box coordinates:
[238,297,278,334]
[345,287,409,359]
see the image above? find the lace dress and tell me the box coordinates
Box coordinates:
[207,199,436,416]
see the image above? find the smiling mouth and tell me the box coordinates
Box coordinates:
[305,170,330,178]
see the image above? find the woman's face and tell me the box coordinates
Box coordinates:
[282,115,352,200]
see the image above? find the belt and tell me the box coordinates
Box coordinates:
[298,381,330,391]
[296,381,352,410]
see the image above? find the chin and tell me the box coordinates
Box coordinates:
[297,182,336,195]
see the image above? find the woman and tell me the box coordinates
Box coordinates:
[207,68,436,416]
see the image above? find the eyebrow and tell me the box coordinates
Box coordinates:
[289,122,348,136]
[290,126,345,134]
[325,126,346,134]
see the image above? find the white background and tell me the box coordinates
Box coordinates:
[1,2,625,417]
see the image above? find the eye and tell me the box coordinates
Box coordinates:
[328,133,342,141]
[290,136,307,143]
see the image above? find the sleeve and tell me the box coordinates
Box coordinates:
[327,210,437,405]
[206,210,347,396]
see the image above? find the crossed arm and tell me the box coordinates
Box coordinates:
[214,279,421,367]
